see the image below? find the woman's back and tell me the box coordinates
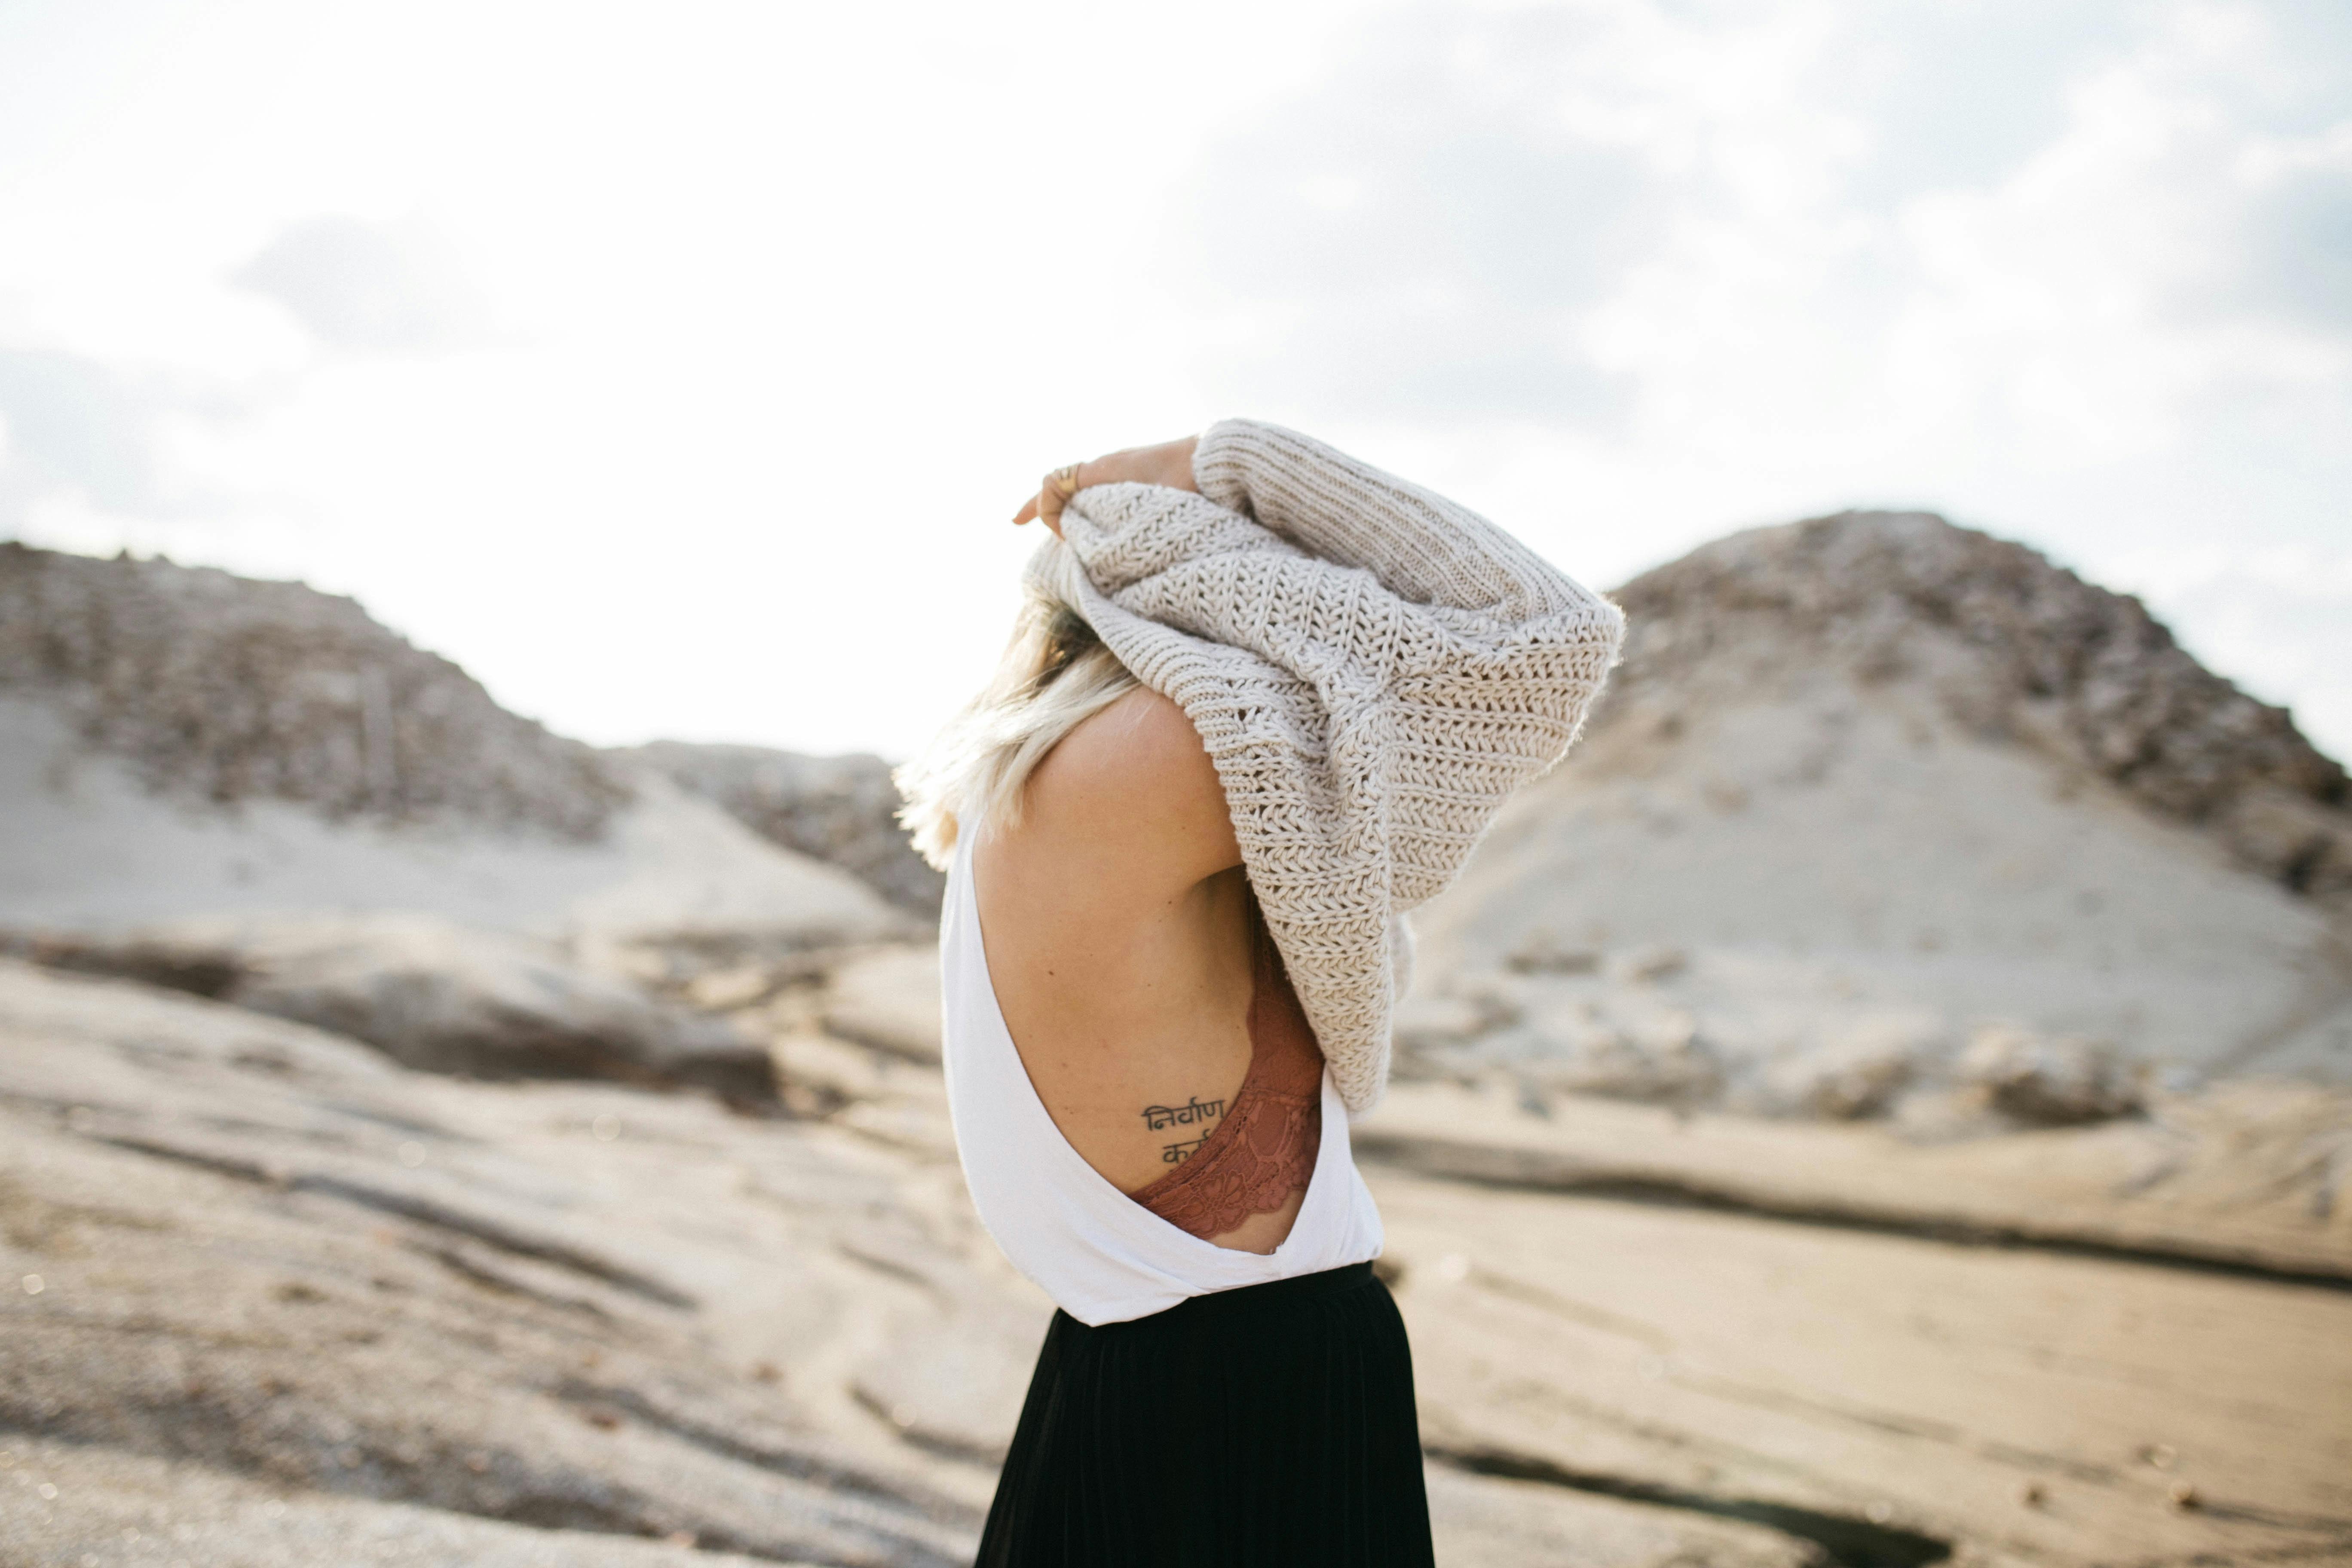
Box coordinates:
[972,684,1311,1253]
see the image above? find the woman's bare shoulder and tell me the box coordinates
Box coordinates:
[1025,687,1240,884]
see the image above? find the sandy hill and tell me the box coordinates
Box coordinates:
[620,741,945,915]
[0,540,625,838]
[0,546,907,1062]
[1408,511,2352,1121]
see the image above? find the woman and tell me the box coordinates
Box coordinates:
[897,421,1623,1567]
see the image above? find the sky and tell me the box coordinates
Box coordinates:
[1,0,2347,763]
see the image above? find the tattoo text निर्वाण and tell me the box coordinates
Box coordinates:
[1141,1096,1226,1164]
[1140,1095,1225,1132]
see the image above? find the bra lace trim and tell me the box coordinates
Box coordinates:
[1128,896,1324,1243]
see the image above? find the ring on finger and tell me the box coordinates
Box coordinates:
[1046,463,1083,497]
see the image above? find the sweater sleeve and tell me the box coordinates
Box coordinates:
[1191,418,1603,628]
[1043,423,1625,1109]
[1057,422,1623,900]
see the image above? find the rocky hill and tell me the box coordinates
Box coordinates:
[621,742,945,915]
[1406,511,2352,1122]
[0,545,916,1099]
[0,544,916,952]
[1606,511,2349,899]
[0,542,628,839]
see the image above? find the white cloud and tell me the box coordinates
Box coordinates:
[0,351,164,514]
[0,349,263,533]
[231,216,488,352]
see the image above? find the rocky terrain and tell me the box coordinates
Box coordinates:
[0,542,627,839]
[3,532,2349,1566]
[0,560,916,1058]
[6,954,2347,1568]
[9,915,779,1101]
[1606,512,2349,897]
[621,744,943,917]
[1404,511,2352,1125]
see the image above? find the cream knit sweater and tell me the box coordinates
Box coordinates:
[1029,420,1624,1113]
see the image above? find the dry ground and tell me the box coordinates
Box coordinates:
[4,957,2349,1567]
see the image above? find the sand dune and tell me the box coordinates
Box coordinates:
[1409,511,2352,1118]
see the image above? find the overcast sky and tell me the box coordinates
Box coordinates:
[2,0,2347,761]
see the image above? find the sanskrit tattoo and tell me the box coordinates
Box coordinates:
[1141,1094,1226,1164]
[1141,1095,1224,1131]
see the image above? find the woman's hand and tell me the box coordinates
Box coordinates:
[1013,436,1200,538]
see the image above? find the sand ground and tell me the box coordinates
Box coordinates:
[6,957,2349,1566]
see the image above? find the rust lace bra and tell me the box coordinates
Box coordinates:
[1127,899,1325,1243]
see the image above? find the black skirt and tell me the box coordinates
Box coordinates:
[976,1262,1435,1568]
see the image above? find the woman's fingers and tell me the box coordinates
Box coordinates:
[1037,464,1076,536]
[1014,461,1087,539]
[1012,438,1199,530]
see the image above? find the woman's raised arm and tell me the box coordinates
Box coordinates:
[1190,418,1601,628]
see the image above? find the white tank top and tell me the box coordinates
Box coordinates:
[939,833,1385,1326]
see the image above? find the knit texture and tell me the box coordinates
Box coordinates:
[1027,420,1625,1112]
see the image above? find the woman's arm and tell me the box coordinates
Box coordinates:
[1021,421,1624,910]
[1018,421,1611,643]
[1190,419,1596,627]
[1013,438,1199,537]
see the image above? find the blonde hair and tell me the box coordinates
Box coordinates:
[895,578,1139,870]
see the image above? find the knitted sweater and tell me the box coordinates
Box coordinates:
[1029,419,1625,1113]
